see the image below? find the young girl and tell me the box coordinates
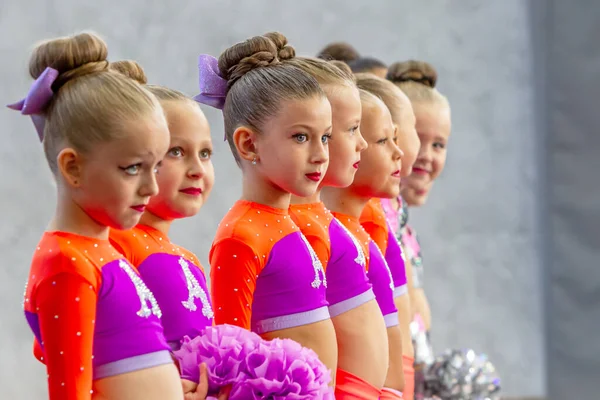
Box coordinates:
[355,73,421,400]
[11,33,183,399]
[387,60,451,335]
[284,57,389,399]
[195,32,339,378]
[322,89,406,400]
[107,61,224,399]
[387,61,452,391]
[109,61,214,350]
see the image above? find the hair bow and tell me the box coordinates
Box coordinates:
[193,54,229,141]
[7,67,59,141]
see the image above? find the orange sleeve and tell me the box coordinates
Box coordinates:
[304,234,330,270]
[362,221,388,254]
[109,233,140,267]
[36,272,97,400]
[210,238,259,329]
[33,338,44,363]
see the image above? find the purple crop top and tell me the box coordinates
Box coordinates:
[24,232,171,397]
[289,203,375,318]
[332,212,399,328]
[110,225,214,350]
[210,201,330,334]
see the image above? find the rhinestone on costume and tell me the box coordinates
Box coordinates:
[22,280,28,308]
[299,233,327,288]
[178,257,214,319]
[336,220,366,268]
[118,260,162,318]
[372,244,395,291]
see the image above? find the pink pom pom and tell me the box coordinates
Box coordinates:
[229,337,333,399]
[172,325,261,393]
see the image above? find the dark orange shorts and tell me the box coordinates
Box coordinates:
[334,368,382,400]
[401,355,415,400]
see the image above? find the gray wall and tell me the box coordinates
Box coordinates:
[540,0,600,398]
[1,1,547,398]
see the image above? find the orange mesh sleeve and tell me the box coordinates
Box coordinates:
[209,238,259,329]
[362,221,388,254]
[109,231,141,267]
[33,338,44,363]
[36,272,97,400]
[304,234,330,271]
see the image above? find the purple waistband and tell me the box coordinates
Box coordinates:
[383,313,399,328]
[93,350,173,380]
[252,306,330,334]
[393,284,408,298]
[328,289,376,318]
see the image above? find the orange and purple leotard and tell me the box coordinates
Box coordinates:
[23,232,171,399]
[360,198,408,297]
[289,202,375,317]
[290,203,383,399]
[110,225,214,350]
[331,212,398,328]
[400,225,424,289]
[382,197,425,289]
[210,200,330,333]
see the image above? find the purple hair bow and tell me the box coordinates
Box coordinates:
[193,54,228,110]
[7,67,59,141]
[193,55,229,140]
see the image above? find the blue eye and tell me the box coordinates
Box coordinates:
[322,134,332,144]
[120,164,140,176]
[349,126,359,135]
[292,133,308,143]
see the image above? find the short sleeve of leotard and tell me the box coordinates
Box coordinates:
[209,238,260,329]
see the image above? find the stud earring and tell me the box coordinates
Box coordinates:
[252,157,257,165]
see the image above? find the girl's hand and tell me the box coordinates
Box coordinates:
[182,363,232,400]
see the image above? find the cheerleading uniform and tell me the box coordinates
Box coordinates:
[361,198,418,400]
[24,232,172,399]
[399,225,424,290]
[210,200,331,334]
[360,198,408,297]
[110,225,213,351]
[289,202,382,399]
[330,212,398,328]
[288,203,375,320]
[396,201,434,399]
[332,212,404,398]
[382,197,424,291]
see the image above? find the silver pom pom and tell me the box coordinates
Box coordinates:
[422,348,501,400]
